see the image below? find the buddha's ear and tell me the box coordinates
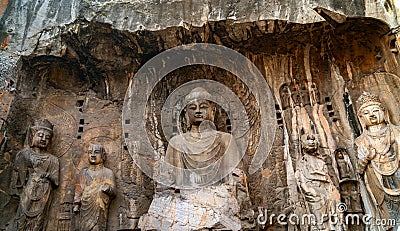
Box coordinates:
[384,107,392,125]
[355,109,365,132]
[211,107,216,122]
[184,108,191,130]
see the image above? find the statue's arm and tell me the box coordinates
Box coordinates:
[11,150,28,194]
[165,137,183,186]
[355,137,372,174]
[48,157,59,188]
[295,168,306,191]
[103,170,116,198]
[73,170,85,212]
[357,150,369,174]
[224,133,241,169]
[295,163,317,198]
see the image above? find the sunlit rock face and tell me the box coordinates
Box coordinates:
[0,0,400,230]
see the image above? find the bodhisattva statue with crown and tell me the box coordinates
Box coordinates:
[139,87,250,231]
[12,118,59,231]
[355,92,400,230]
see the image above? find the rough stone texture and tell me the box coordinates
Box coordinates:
[139,186,241,231]
[0,0,400,230]
[0,0,399,55]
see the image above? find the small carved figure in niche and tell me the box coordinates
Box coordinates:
[295,132,341,231]
[291,85,301,107]
[279,84,291,110]
[355,92,400,229]
[73,144,116,231]
[310,82,320,105]
[334,148,355,181]
[12,118,59,231]
[340,183,363,213]
[334,148,363,214]
[300,81,311,106]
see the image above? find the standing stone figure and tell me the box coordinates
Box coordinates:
[295,132,341,231]
[139,87,248,230]
[355,92,400,229]
[12,118,59,231]
[73,144,116,231]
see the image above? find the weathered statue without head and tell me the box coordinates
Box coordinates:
[355,92,400,229]
[73,143,116,231]
[12,118,59,231]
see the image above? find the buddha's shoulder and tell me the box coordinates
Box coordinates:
[216,131,233,137]
[355,134,367,144]
[216,131,235,143]
[169,134,185,144]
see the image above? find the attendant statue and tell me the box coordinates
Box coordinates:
[295,132,341,231]
[73,143,116,231]
[139,87,248,230]
[12,118,59,231]
[355,92,400,229]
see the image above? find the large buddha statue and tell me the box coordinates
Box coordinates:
[139,87,249,231]
[355,92,400,230]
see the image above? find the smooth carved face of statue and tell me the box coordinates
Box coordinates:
[32,129,52,149]
[359,104,385,127]
[301,133,318,154]
[185,99,215,126]
[88,146,104,165]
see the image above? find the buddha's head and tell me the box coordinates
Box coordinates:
[87,143,106,165]
[30,118,53,150]
[301,132,319,154]
[183,87,216,128]
[357,92,388,129]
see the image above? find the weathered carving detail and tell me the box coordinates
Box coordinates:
[333,148,364,230]
[11,118,60,231]
[73,143,116,231]
[355,91,400,230]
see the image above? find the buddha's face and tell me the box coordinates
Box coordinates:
[88,145,104,165]
[336,151,344,159]
[301,133,318,154]
[185,99,214,126]
[32,129,52,149]
[359,104,385,127]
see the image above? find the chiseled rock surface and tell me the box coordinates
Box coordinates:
[139,185,241,231]
[0,0,399,54]
[0,0,398,85]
